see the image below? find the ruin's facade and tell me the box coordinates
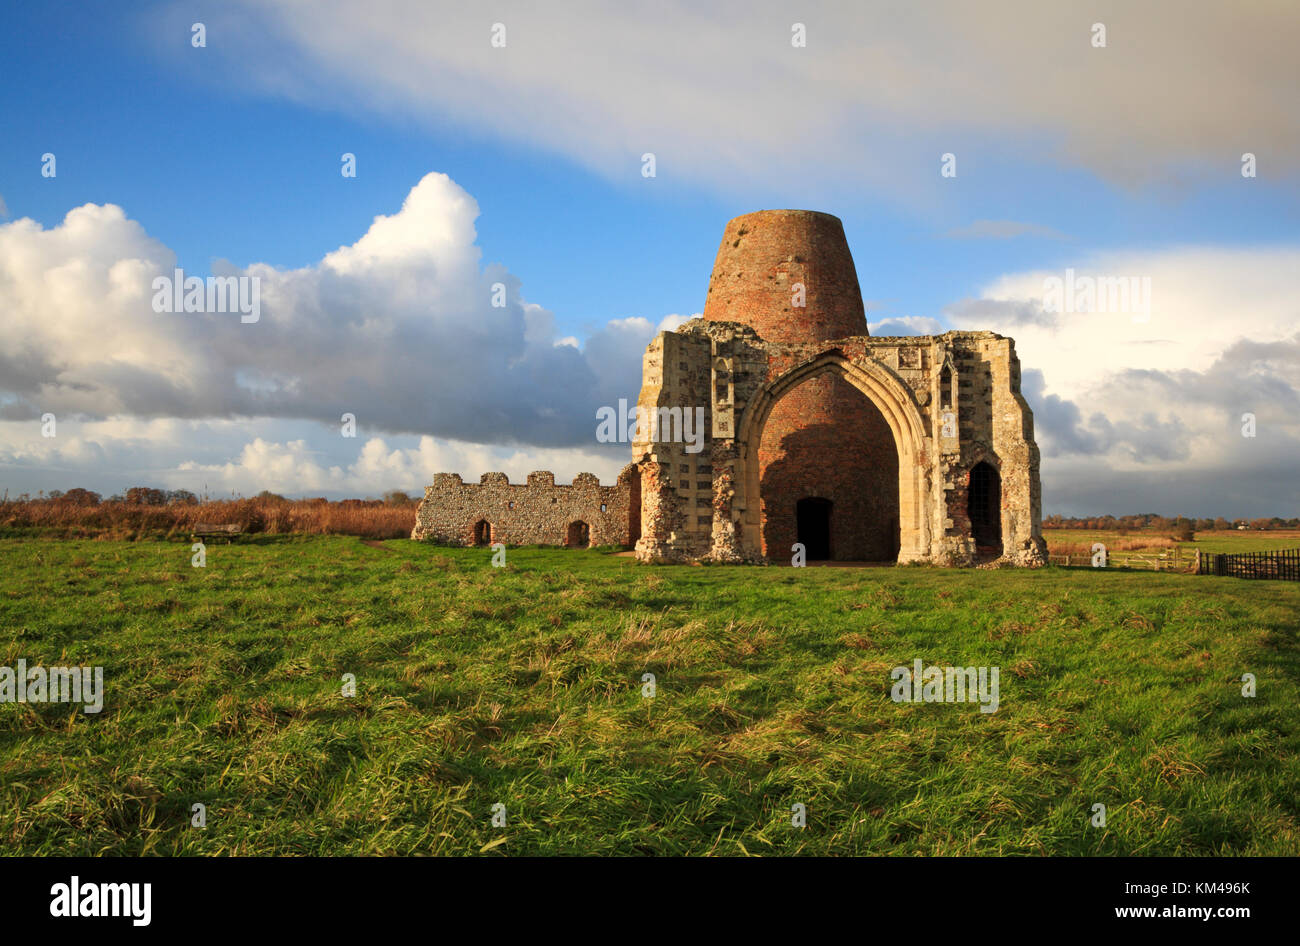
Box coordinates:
[413,209,1048,567]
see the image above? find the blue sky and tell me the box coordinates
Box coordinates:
[1,1,1297,515]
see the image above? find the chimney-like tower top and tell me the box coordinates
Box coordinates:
[701,210,868,344]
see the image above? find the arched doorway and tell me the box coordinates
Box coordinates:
[757,371,899,561]
[473,520,492,546]
[796,497,833,560]
[566,521,590,548]
[736,355,931,565]
[968,462,1002,555]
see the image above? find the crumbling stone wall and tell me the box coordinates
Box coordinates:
[411,466,637,548]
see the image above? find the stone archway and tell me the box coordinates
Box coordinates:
[735,353,931,564]
[759,371,898,561]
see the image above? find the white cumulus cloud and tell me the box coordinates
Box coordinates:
[0,172,672,449]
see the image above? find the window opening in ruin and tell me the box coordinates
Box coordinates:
[968,462,1002,554]
[939,365,952,408]
[566,521,591,548]
[795,497,833,561]
[473,520,492,546]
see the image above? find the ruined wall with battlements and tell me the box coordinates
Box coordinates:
[410,466,638,548]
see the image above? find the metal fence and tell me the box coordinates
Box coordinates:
[1197,548,1300,581]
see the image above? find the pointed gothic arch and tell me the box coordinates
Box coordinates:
[735,352,931,563]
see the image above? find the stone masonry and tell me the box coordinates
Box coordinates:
[410,467,639,548]
[413,209,1047,567]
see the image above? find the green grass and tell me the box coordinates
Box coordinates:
[1178,531,1300,554]
[1046,527,1300,555]
[1,535,1298,855]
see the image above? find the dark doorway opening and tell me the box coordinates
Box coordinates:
[968,462,1002,554]
[566,521,591,548]
[472,520,492,546]
[796,497,833,560]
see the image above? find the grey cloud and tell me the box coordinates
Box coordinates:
[869,316,945,337]
[1023,360,1285,465]
[1043,461,1299,519]
[945,297,1059,329]
[179,1,1300,199]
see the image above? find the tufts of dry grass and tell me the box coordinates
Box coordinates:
[1048,535,1178,557]
[0,496,416,540]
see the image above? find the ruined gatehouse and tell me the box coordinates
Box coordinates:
[412,209,1048,567]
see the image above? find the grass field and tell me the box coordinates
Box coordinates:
[1044,527,1300,557]
[2,535,1298,855]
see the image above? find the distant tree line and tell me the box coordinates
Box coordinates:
[1,487,421,540]
[1044,513,1299,533]
[11,487,420,507]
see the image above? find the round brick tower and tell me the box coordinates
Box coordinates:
[704,210,898,561]
[702,210,868,344]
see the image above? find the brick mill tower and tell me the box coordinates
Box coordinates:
[632,209,1048,566]
[701,211,899,560]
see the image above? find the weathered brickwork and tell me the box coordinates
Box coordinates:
[703,210,867,344]
[414,208,1047,567]
[411,467,638,548]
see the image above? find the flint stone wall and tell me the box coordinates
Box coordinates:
[410,466,638,548]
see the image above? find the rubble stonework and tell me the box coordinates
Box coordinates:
[413,208,1047,567]
[410,467,638,548]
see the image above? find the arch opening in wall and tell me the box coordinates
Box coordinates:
[472,520,492,546]
[968,462,1002,555]
[736,354,931,565]
[566,520,591,548]
[796,497,833,560]
[756,369,900,562]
